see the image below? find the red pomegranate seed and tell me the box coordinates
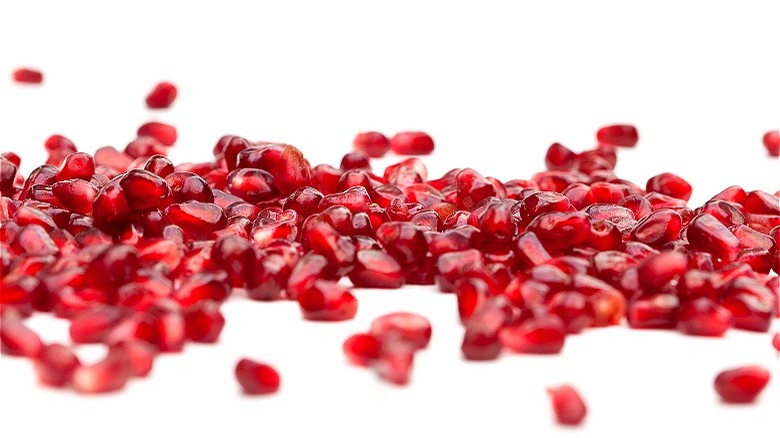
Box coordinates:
[184,301,226,343]
[547,291,594,334]
[677,297,733,337]
[763,130,780,157]
[636,251,688,293]
[70,305,127,343]
[165,201,227,238]
[547,385,587,426]
[274,145,311,196]
[72,348,134,394]
[370,312,432,350]
[145,82,178,109]
[33,343,81,387]
[137,122,177,146]
[500,314,566,354]
[353,131,390,158]
[687,213,740,262]
[343,333,383,366]
[390,131,434,155]
[646,172,693,201]
[235,358,280,395]
[374,344,415,385]
[713,366,771,403]
[349,249,404,288]
[772,333,780,354]
[544,143,576,170]
[13,67,43,84]
[297,280,357,321]
[596,124,638,147]
[109,341,155,377]
[627,294,680,329]
[1,313,44,357]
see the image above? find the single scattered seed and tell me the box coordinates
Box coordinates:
[713,366,771,403]
[547,384,587,426]
[235,358,280,395]
[145,82,178,109]
[12,68,43,84]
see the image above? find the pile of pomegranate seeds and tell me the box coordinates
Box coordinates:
[1,77,777,426]
[343,312,431,385]
[12,68,43,84]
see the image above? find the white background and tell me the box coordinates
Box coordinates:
[1,1,778,437]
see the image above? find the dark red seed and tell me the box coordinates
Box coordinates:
[235,358,280,395]
[57,152,95,181]
[353,132,390,158]
[713,366,771,403]
[547,291,594,334]
[763,130,780,157]
[13,68,43,84]
[145,82,178,109]
[374,345,415,385]
[72,348,133,394]
[390,131,434,155]
[274,145,311,196]
[646,172,693,202]
[636,251,688,293]
[596,124,638,147]
[1,313,44,357]
[627,294,679,329]
[184,301,226,343]
[137,122,177,146]
[52,179,98,214]
[677,297,733,337]
[349,249,404,288]
[544,143,576,170]
[298,280,358,321]
[33,343,81,387]
[687,213,741,262]
[370,312,432,350]
[548,385,587,426]
[500,314,566,354]
[343,333,383,366]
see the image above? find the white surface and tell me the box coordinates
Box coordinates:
[1,1,779,437]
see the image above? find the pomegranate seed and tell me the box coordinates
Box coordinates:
[349,249,404,288]
[137,122,177,146]
[33,343,81,387]
[763,130,780,157]
[627,294,679,329]
[772,333,779,354]
[547,291,594,334]
[596,124,638,147]
[1,312,44,357]
[184,301,226,343]
[145,82,178,109]
[636,251,688,292]
[544,143,576,170]
[687,213,740,262]
[235,358,280,395]
[370,312,432,350]
[343,333,383,366]
[297,280,358,321]
[677,297,733,337]
[500,314,566,354]
[70,305,127,343]
[72,348,134,394]
[274,145,311,196]
[353,131,390,158]
[713,366,771,403]
[374,345,415,385]
[547,385,587,426]
[110,341,155,377]
[646,172,693,201]
[390,131,434,155]
[12,67,43,84]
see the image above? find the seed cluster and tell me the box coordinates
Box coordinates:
[1,76,777,421]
